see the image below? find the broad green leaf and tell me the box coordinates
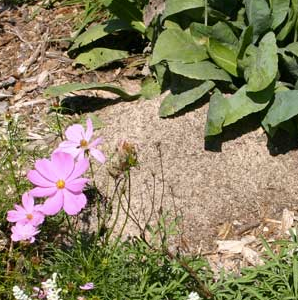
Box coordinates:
[211,22,238,47]
[159,81,215,117]
[190,22,238,48]
[237,26,253,60]
[102,0,146,33]
[190,22,212,45]
[44,82,140,100]
[140,77,161,99]
[292,0,298,12]
[244,32,278,92]
[205,86,270,136]
[271,0,290,30]
[262,90,298,132]
[68,19,131,53]
[205,90,226,136]
[74,48,128,70]
[208,39,238,76]
[151,28,208,65]
[245,0,272,38]
[162,0,204,20]
[285,42,298,56]
[280,53,298,81]
[277,8,297,41]
[168,61,232,82]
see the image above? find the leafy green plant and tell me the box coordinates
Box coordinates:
[66,0,151,70]
[212,232,298,299]
[150,0,298,140]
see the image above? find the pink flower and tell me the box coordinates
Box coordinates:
[27,152,89,216]
[79,282,94,290]
[7,192,45,226]
[11,223,40,243]
[55,118,106,163]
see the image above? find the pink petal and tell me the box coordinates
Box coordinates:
[66,178,89,193]
[77,151,86,161]
[7,210,25,223]
[85,118,93,141]
[51,152,75,180]
[21,193,34,212]
[90,148,106,164]
[40,190,64,215]
[67,158,89,182]
[63,190,87,215]
[34,158,58,182]
[56,140,79,149]
[27,170,54,188]
[89,137,103,148]
[30,187,57,198]
[54,141,82,159]
[80,282,94,290]
[65,124,85,142]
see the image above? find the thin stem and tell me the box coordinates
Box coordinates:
[6,121,20,197]
[7,157,20,196]
[294,16,298,42]
[103,178,125,246]
[204,0,208,26]
[65,214,75,238]
[117,171,131,239]
[55,110,64,141]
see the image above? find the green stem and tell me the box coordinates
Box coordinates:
[204,0,208,26]
[65,214,75,239]
[55,110,64,141]
[104,178,126,246]
[113,171,131,250]
[294,15,298,42]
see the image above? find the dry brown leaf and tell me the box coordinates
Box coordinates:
[281,208,294,235]
[242,246,264,266]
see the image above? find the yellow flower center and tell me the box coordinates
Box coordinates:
[80,139,88,148]
[26,213,33,220]
[56,179,65,189]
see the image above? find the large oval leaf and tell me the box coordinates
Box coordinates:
[211,22,238,47]
[74,48,128,70]
[44,82,140,100]
[271,0,290,30]
[162,0,204,20]
[208,39,238,76]
[285,42,298,57]
[205,86,270,137]
[69,19,131,53]
[262,90,298,132]
[102,0,146,33]
[276,8,297,41]
[237,26,253,60]
[151,28,208,65]
[168,61,232,82]
[244,32,278,92]
[245,0,272,38]
[159,81,215,117]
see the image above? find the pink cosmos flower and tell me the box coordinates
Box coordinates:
[27,152,89,216]
[7,192,45,226]
[11,223,40,243]
[79,282,94,290]
[55,118,106,163]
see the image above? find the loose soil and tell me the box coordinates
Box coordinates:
[1,1,298,272]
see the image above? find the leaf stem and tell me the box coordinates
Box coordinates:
[204,0,208,26]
